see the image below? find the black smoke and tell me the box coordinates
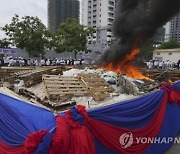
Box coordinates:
[100,0,180,65]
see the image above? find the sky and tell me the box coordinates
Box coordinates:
[0,0,47,39]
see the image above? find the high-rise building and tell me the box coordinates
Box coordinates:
[81,0,116,51]
[138,0,166,44]
[48,0,80,32]
[170,12,180,43]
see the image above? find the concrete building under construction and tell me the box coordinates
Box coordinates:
[48,0,80,32]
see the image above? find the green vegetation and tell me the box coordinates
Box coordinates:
[0,16,94,58]
[158,41,180,49]
[53,18,94,58]
[0,38,10,48]
[2,14,52,57]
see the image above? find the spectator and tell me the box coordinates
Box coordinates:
[178,59,180,70]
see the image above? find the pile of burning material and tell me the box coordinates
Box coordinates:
[142,68,180,83]
[100,49,179,95]
[99,35,179,95]
[116,74,162,95]
[99,39,157,95]
[118,68,180,95]
[97,0,180,96]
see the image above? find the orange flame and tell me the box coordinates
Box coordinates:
[167,79,172,84]
[100,38,151,80]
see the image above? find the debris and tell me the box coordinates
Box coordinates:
[1,66,179,112]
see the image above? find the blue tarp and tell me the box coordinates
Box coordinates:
[0,81,180,153]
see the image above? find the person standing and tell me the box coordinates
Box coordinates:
[178,59,180,70]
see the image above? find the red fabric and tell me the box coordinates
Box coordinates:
[49,116,70,154]
[161,83,180,104]
[77,93,168,154]
[1,84,179,154]
[23,130,48,154]
[78,83,180,154]
[68,125,95,154]
[0,141,24,154]
[0,130,48,154]
[0,115,94,154]
[66,107,95,154]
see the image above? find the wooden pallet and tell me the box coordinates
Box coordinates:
[78,74,114,101]
[43,74,114,102]
[43,75,88,100]
[24,67,63,87]
[18,87,75,110]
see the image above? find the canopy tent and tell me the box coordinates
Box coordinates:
[0,81,180,154]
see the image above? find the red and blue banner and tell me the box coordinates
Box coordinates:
[0,82,180,154]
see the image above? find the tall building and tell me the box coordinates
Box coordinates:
[138,0,166,44]
[81,0,116,51]
[48,0,80,32]
[164,22,170,42]
[170,12,180,43]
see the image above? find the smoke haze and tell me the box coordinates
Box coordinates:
[100,0,180,65]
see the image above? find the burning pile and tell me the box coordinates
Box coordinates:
[99,0,180,82]
[100,38,151,80]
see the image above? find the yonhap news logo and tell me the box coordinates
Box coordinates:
[119,132,180,148]
[119,132,133,148]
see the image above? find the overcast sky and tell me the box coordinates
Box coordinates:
[0,0,47,39]
[0,0,82,39]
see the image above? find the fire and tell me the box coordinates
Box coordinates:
[100,38,151,80]
[167,79,173,84]
[101,61,151,80]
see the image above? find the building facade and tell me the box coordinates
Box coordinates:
[153,48,180,63]
[81,0,116,51]
[48,0,79,32]
[169,12,180,43]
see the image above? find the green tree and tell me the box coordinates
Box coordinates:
[158,41,180,49]
[2,14,52,57]
[54,18,94,58]
[0,38,11,48]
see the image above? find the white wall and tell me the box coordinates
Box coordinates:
[81,0,88,25]
[153,49,180,63]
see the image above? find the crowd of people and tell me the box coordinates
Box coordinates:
[145,59,180,70]
[1,55,180,70]
[0,55,86,66]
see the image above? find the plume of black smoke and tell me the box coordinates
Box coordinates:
[99,0,180,65]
